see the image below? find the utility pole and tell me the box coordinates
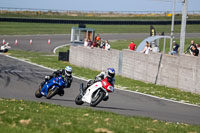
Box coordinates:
[180,0,188,54]
[170,0,176,52]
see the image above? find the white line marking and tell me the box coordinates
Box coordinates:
[53,44,70,54]
[2,54,200,108]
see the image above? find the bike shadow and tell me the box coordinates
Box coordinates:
[49,98,74,103]
[96,105,142,112]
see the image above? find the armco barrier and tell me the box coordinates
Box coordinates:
[69,46,200,94]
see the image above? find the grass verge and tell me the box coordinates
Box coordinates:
[7,49,200,105]
[0,98,200,133]
[1,22,200,35]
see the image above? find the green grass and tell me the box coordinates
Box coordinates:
[55,46,70,54]
[8,48,200,105]
[0,98,200,133]
[1,12,200,20]
[1,22,200,35]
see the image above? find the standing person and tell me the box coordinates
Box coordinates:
[104,40,111,50]
[185,40,196,54]
[91,41,98,48]
[140,41,151,54]
[128,41,136,51]
[169,41,179,55]
[95,34,101,47]
[190,45,199,56]
[151,42,160,53]
[84,38,88,47]
[196,43,200,51]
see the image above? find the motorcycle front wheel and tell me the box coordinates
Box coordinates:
[75,94,84,105]
[90,90,105,107]
[35,85,42,98]
[46,86,58,99]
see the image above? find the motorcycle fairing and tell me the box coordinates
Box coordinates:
[41,76,64,96]
[82,82,103,103]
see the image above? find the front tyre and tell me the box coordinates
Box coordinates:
[90,90,105,107]
[75,94,84,105]
[35,89,42,98]
[35,85,42,98]
[46,86,58,99]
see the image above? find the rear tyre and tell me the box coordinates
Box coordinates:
[75,94,84,105]
[90,90,105,107]
[46,86,58,99]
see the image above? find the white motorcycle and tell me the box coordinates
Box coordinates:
[75,78,114,107]
[0,43,11,53]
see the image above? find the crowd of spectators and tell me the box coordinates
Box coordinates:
[83,34,111,51]
[130,39,200,57]
[185,40,199,56]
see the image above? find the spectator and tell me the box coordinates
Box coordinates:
[191,45,199,56]
[104,40,111,51]
[91,41,98,48]
[87,39,92,47]
[151,41,160,53]
[140,41,151,54]
[100,41,105,49]
[196,43,200,51]
[185,40,196,54]
[128,41,136,51]
[84,38,88,47]
[95,34,101,46]
[169,41,179,55]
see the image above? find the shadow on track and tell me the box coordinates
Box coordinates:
[96,105,142,112]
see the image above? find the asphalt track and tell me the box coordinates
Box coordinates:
[1,33,200,53]
[1,33,200,125]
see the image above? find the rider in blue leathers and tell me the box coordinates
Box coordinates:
[41,66,73,96]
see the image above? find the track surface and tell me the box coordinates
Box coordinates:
[1,33,200,53]
[1,33,200,125]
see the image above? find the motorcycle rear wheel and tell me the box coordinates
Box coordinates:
[90,90,105,107]
[75,94,84,105]
[46,86,58,99]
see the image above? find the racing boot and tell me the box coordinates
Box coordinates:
[103,95,109,101]
[58,89,64,96]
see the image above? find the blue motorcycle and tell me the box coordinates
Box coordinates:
[35,75,68,99]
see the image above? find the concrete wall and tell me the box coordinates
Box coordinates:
[121,50,161,84]
[69,46,200,94]
[69,46,120,73]
[157,55,200,93]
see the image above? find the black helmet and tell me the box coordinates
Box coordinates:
[106,68,115,78]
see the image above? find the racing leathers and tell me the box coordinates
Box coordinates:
[41,69,73,95]
[85,72,115,101]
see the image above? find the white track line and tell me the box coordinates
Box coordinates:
[3,54,200,108]
[53,44,70,54]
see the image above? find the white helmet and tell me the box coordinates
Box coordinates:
[65,66,72,76]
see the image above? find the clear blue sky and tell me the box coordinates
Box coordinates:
[0,0,199,12]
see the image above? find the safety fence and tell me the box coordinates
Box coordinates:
[69,46,200,94]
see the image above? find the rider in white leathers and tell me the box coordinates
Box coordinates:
[85,68,115,100]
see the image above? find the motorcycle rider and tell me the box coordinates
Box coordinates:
[85,68,115,101]
[41,66,73,96]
